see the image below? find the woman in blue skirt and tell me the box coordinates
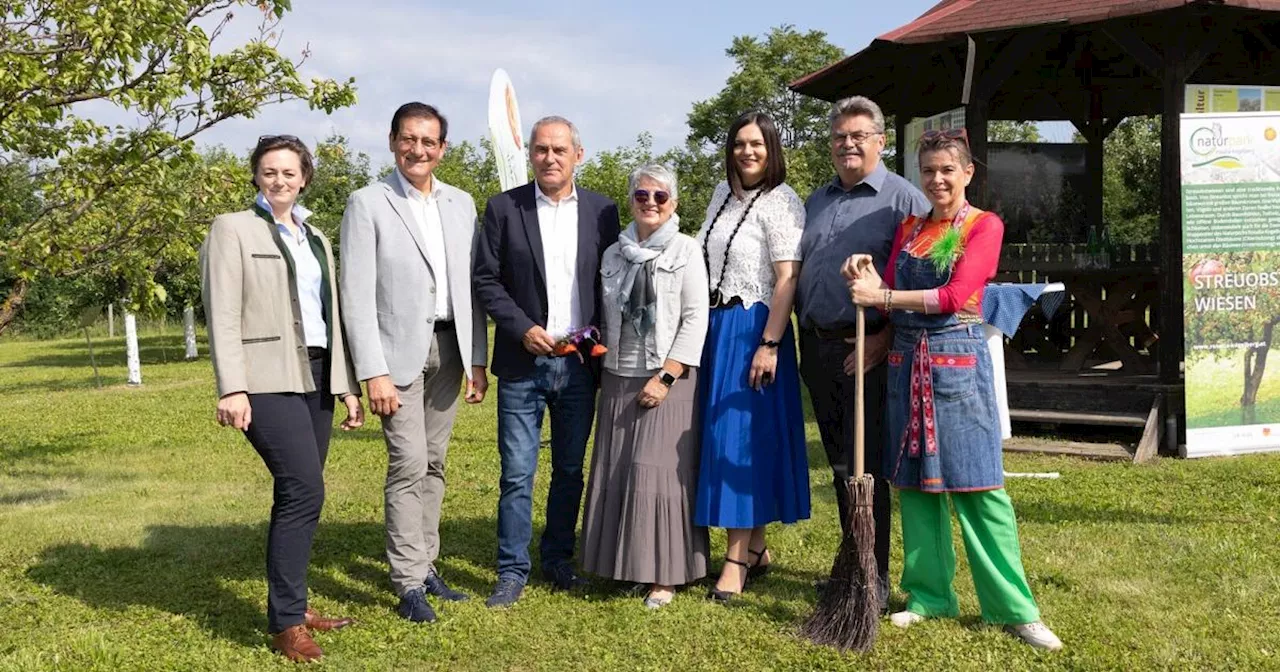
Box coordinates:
[694,111,810,602]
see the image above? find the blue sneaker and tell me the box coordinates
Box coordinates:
[424,571,470,602]
[542,563,588,592]
[485,576,525,609]
[396,587,436,623]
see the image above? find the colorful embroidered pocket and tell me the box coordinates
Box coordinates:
[930,352,977,401]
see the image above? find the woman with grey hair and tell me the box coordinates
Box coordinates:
[580,163,711,608]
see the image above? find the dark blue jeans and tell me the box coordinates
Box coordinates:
[495,355,596,582]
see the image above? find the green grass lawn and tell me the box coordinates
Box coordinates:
[2,334,1280,670]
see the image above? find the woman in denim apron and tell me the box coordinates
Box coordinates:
[843,129,1062,651]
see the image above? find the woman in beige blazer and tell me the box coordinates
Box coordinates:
[200,135,363,663]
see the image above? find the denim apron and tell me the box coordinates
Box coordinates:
[885,213,1003,493]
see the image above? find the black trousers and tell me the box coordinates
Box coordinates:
[243,355,334,633]
[798,328,891,604]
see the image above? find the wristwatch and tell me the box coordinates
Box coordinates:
[657,370,677,387]
[759,338,781,348]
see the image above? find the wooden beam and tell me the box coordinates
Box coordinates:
[1100,26,1164,77]
[1102,115,1125,139]
[1134,394,1164,464]
[975,30,1051,100]
[1158,49,1186,386]
[965,97,989,209]
[1247,24,1280,55]
[895,114,907,177]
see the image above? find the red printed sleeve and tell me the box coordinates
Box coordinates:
[929,213,1004,314]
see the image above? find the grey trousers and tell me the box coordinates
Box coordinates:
[383,327,463,596]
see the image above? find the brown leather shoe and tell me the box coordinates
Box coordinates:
[271,624,323,663]
[304,608,354,632]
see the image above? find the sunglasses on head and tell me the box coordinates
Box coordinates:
[920,128,970,145]
[633,189,670,205]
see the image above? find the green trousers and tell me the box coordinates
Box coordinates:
[898,487,1040,625]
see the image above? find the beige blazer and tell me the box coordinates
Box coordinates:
[200,208,359,398]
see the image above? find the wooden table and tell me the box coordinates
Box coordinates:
[1051,267,1160,373]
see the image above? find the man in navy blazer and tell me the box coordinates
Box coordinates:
[473,115,620,607]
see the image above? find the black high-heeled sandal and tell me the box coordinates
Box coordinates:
[707,557,750,604]
[747,546,771,580]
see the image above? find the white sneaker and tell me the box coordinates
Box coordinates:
[889,610,926,628]
[1005,621,1063,651]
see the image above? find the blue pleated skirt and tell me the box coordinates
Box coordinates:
[694,302,810,528]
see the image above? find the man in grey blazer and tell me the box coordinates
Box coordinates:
[340,102,489,624]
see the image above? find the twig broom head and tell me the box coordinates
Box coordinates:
[799,474,879,652]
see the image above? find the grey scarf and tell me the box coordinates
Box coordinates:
[618,214,680,337]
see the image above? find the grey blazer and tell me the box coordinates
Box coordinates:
[339,173,488,387]
[200,209,359,398]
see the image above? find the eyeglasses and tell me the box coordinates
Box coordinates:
[920,128,970,146]
[633,189,670,205]
[257,134,302,144]
[831,130,882,145]
[395,135,443,151]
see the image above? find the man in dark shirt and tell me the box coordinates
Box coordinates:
[796,95,929,606]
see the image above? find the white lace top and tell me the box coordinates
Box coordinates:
[695,181,805,308]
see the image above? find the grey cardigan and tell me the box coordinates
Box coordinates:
[599,232,709,371]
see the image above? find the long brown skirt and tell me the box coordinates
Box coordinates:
[580,370,709,586]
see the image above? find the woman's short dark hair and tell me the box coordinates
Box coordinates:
[725,111,786,199]
[250,134,314,192]
[390,102,449,141]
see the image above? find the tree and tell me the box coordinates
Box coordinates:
[989,121,1043,143]
[303,134,373,245]
[0,0,357,335]
[688,25,843,150]
[1101,116,1161,244]
[1183,251,1280,424]
[686,25,845,201]
[434,138,501,212]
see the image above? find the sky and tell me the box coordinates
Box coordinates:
[145,0,1070,166]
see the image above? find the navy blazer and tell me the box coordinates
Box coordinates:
[474,182,621,379]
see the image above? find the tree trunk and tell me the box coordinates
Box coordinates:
[0,278,31,337]
[1240,319,1279,424]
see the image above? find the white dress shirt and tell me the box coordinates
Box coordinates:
[396,169,452,321]
[256,192,327,348]
[535,182,581,339]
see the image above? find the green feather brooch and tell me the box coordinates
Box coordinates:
[928,226,965,274]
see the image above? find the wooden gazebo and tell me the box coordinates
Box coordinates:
[792,0,1280,455]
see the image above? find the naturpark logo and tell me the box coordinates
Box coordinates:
[1189,123,1251,168]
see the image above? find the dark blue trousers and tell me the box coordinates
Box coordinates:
[244,355,333,633]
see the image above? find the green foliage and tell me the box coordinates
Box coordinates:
[687,25,843,150]
[686,25,845,206]
[989,121,1043,143]
[434,138,502,211]
[0,0,357,333]
[1102,116,1161,244]
[303,134,373,245]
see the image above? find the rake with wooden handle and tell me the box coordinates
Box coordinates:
[800,278,879,652]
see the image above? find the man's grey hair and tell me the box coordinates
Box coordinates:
[628,163,678,200]
[529,115,582,150]
[830,96,886,134]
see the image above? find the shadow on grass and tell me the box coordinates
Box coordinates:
[1013,500,1198,526]
[1,334,204,369]
[23,514,515,645]
[0,431,101,464]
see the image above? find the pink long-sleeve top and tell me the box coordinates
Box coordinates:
[884,207,1004,317]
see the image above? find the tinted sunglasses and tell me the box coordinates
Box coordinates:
[633,189,670,205]
[920,128,969,145]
